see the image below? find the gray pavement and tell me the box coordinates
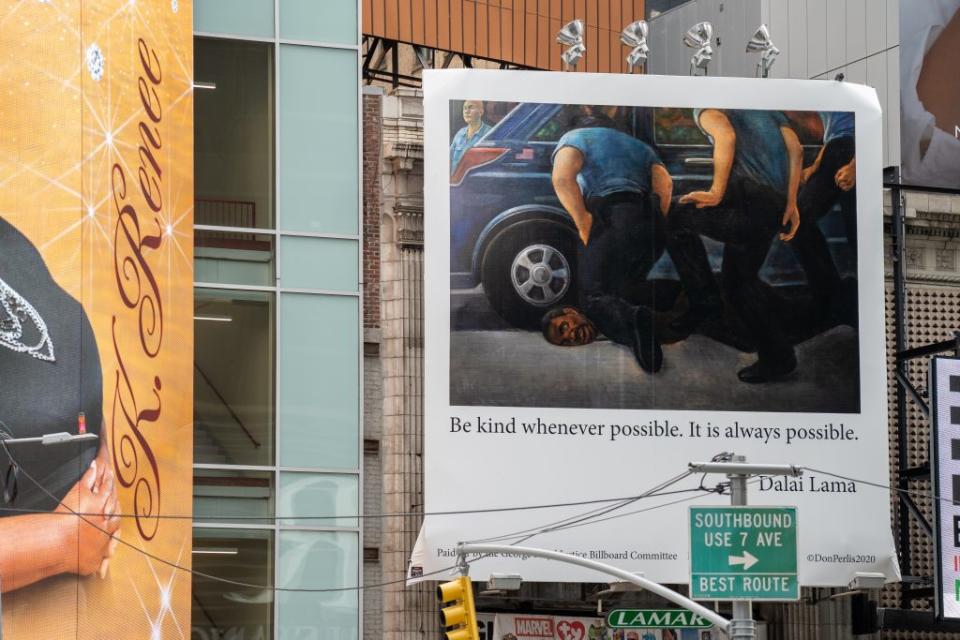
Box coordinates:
[449,325,860,413]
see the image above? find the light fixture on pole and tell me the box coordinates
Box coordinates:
[620,20,649,73]
[746,24,780,78]
[557,19,585,71]
[682,21,713,76]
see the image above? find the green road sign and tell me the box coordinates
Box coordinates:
[689,506,799,601]
[607,609,713,629]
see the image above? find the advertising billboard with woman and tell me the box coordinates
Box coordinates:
[0,0,193,636]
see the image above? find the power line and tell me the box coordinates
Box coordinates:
[2,447,720,594]
[466,468,704,544]
[0,490,703,522]
[802,465,943,506]
[470,479,747,544]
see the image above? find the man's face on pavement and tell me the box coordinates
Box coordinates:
[545,307,597,346]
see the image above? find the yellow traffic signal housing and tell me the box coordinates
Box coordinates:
[437,576,479,640]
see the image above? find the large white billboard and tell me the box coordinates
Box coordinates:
[422,69,898,586]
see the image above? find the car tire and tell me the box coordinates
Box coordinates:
[480,220,579,329]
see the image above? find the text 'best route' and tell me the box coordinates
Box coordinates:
[689,506,799,601]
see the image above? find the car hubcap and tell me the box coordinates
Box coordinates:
[510,244,570,307]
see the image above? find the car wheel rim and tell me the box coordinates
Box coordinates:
[509,243,571,307]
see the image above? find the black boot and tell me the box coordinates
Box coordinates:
[737,351,798,383]
[632,307,663,373]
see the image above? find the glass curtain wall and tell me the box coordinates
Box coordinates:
[192,1,361,638]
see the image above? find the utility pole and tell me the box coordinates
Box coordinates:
[730,457,755,640]
[689,456,804,640]
[459,455,803,640]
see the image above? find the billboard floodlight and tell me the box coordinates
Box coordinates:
[557,19,585,70]
[557,19,584,45]
[746,24,780,77]
[691,45,713,70]
[683,21,713,76]
[620,20,649,73]
[682,21,712,49]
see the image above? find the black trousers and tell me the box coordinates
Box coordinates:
[792,136,856,304]
[666,179,793,364]
[579,193,664,347]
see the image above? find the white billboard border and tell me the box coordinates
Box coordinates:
[423,69,895,586]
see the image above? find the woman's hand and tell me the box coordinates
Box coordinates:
[56,460,121,576]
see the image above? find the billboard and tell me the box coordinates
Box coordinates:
[0,0,193,636]
[422,70,897,586]
[899,0,960,189]
[931,357,960,619]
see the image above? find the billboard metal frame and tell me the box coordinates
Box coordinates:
[887,165,960,616]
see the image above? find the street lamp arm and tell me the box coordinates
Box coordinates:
[688,462,803,477]
[457,543,731,634]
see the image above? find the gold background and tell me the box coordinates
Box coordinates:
[0,0,193,636]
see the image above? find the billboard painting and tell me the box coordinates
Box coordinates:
[448,101,858,412]
[0,0,193,636]
[423,70,896,586]
[900,0,960,189]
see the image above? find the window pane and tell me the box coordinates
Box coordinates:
[195,289,275,465]
[195,230,275,286]
[279,294,358,469]
[194,0,275,38]
[279,45,358,234]
[278,531,358,640]
[194,469,275,525]
[195,38,275,229]
[279,0,357,45]
[653,107,709,145]
[279,472,358,527]
[192,528,274,640]
[279,236,358,291]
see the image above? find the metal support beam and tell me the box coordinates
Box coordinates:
[895,369,929,417]
[362,36,381,78]
[903,463,930,479]
[898,493,933,537]
[891,176,912,609]
[897,337,960,361]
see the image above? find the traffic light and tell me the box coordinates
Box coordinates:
[437,576,480,640]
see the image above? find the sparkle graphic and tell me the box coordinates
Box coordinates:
[85,43,104,81]
[1,1,195,632]
[131,539,189,640]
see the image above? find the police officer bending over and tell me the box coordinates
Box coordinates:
[666,108,802,383]
[545,105,673,373]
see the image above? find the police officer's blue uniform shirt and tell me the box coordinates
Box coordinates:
[694,108,789,193]
[552,127,663,201]
[450,121,492,171]
[819,111,855,144]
